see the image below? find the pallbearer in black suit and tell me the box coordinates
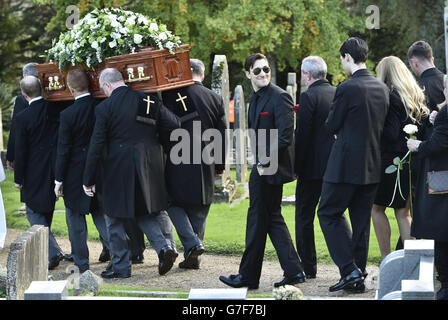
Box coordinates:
[54,68,111,273]
[371,57,429,260]
[13,76,67,269]
[83,68,180,279]
[294,56,336,279]
[317,38,389,292]
[220,53,305,290]
[161,59,227,269]
[6,63,37,171]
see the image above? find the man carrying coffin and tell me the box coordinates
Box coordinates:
[54,68,110,273]
[83,68,180,279]
[13,76,68,269]
[161,58,227,269]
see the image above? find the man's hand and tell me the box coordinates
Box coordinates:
[54,182,63,199]
[429,110,438,125]
[83,184,96,197]
[6,160,14,172]
[407,139,422,152]
[14,183,22,189]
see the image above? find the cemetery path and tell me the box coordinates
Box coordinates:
[0,228,379,298]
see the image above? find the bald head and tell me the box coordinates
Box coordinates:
[20,76,41,100]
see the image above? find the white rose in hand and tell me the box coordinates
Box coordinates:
[403,124,418,135]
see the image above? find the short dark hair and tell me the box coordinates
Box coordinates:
[339,37,369,64]
[245,53,268,71]
[408,40,433,62]
[67,68,89,92]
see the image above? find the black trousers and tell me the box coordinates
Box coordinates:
[317,182,378,277]
[436,241,448,288]
[238,168,303,284]
[295,179,323,276]
[123,218,145,258]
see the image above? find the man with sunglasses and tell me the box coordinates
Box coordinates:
[220,53,305,290]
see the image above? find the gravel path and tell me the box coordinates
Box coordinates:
[0,228,379,298]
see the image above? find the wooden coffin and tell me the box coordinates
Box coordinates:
[36,44,194,101]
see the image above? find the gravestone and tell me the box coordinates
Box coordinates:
[211,55,236,202]
[233,85,247,183]
[376,239,435,300]
[24,280,68,300]
[188,288,247,300]
[286,72,298,130]
[6,225,49,300]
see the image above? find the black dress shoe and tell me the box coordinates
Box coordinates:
[64,254,74,262]
[158,247,178,275]
[305,273,317,279]
[98,247,110,263]
[131,253,145,264]
[48,255,64,270]
[274,273,306,287]
[180,244,204,269]
[329,268,364,292]
[100,270,131,279]
[343,281,366,293]
[219,274,259,290]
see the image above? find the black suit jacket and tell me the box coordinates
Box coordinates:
[55,95,102,214]
[248,83,295,185]
[323,69,389,185]
[83,86,180,218]
[295,79,336,180]
[418,68,445,113]
[161,81,227,206]
[14,98,67,213]
[6,95,28,162]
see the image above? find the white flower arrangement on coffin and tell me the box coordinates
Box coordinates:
[272,285,304,300]
[47,8,182,70]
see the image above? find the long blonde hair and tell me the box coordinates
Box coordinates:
[376,56,430,124]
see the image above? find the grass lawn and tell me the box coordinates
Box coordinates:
[1,169,400,266]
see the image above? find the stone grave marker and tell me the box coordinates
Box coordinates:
[6,225,49,300]
[233,85,247,183]
[211,55,236,202]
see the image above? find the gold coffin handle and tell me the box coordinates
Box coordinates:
[124,66,152,83]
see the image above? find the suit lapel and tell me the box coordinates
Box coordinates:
[253,87,271,129]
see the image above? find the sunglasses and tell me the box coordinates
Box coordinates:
[252,66,271,75]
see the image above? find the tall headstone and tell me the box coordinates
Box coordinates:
[233,85,247,183]
[6,225,49,300]
[286,72,298,130]
[444,2,448,73]
[211,55,236,202]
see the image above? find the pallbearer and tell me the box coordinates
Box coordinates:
[54,68,111,273]
[83,68,180,279]
[161,59,227,269]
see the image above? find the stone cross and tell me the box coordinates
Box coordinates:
[211,55,235,202]
[233,85,247,183]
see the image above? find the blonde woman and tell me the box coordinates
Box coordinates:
[372,56,430,260]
